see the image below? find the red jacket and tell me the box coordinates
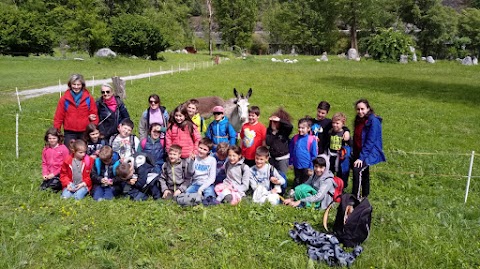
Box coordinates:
[53,89,98,132]
[60,154,93,191]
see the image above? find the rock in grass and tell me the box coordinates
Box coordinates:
[95,48,117,58]
[462,56,473,65]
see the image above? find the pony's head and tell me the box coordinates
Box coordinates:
[233,88,252,125]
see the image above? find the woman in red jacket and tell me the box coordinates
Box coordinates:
[53,74,98,148]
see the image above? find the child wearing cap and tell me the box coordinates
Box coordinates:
[205,105,237,152]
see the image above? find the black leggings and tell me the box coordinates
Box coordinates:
[352,163,370,199]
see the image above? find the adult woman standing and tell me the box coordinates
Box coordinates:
[54,74,98,147]
[96,83,130,141]
[138,94,169,140]
[352,99,386,199]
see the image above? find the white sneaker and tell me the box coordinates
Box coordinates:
[288,189,295,198]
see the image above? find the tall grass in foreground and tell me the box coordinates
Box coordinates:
[0,55,479,268]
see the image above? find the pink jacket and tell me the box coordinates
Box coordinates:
[166,123,201,159]
[41,144,70,176]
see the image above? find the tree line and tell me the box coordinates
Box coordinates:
[0,0,479,60]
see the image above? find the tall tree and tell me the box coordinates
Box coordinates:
[338,0,385,51]
[399,0,458,56]
[459,8,480,55]
[213,0,258,49]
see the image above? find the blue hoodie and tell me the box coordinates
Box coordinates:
[206,116,237,152]
[359,114,386,166]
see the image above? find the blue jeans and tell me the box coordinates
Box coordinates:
[61,184,89,200]
[186,183,216,198]
[92,185,114,201]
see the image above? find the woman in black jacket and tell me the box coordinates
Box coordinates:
[96,83,130,141]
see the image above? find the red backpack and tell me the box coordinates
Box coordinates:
[331,176,344,203]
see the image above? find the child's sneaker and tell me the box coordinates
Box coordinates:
[288,189,295,198]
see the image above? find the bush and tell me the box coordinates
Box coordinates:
[110,14,169,60]
[365,28,414,62]
[250,33,269,55]
[0,5,54,56]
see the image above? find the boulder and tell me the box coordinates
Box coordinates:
[472,57,478,65]
[426,56,435,64]
[320,52,328,62]
[347,48,358,60]
[399,55,408,64]
[409,46,417,61]
[462,56,473,65]
[95,48,117,58]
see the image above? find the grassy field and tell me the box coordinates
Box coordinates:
[0,54,479,269]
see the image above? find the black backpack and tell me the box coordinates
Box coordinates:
[333,193,372,247]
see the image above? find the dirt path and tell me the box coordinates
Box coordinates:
[17,68,187,99]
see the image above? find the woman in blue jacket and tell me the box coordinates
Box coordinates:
[352,99,386,199]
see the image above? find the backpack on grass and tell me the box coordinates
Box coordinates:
[332,193,372,247]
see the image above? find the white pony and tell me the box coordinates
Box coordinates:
[191,88,252,132]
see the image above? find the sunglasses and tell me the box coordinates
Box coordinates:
[150,100,159,104]
[152,130,161,133]
[101,91,111,94]
[213,112,223,115]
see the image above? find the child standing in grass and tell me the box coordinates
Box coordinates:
[84,123,106,160]
[250,146,286,205]
[352,99,385,199]
[284,156,335,209]
[289,118,318,189]
[265,108,293,176]
[185,138,217,199]
[214,145,251,205]
[240,106,267,167]
[205,106,237,152]
[311,101,332,155]
[109,118,140,161]
[185,99,207,135]
[327,112,352,189]
[90,146,121,201]
[40,127,70,192]
[166,105,201,159]
[60,139,92,200]
[159,145,192,200]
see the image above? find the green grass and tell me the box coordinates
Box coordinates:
[1,54,480,268]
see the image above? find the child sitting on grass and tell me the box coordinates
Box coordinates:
[283,156,336,209]
[90,146,121,201]
[159,144,192,200]
[213,142,229,185]
[250,146,286,205]
[40,127,70,192]
[138,123,166,174]
[83,123,106,160]
[116,153,161,201]
[60,139,92,200]
[185,138,217,199]
[214,145,251,205]
[109,118,140,161]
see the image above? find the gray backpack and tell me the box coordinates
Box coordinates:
[174,193,202,206]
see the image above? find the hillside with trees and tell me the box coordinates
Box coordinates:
[0,0,478,60]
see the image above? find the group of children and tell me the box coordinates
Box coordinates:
[42,96,380,208]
